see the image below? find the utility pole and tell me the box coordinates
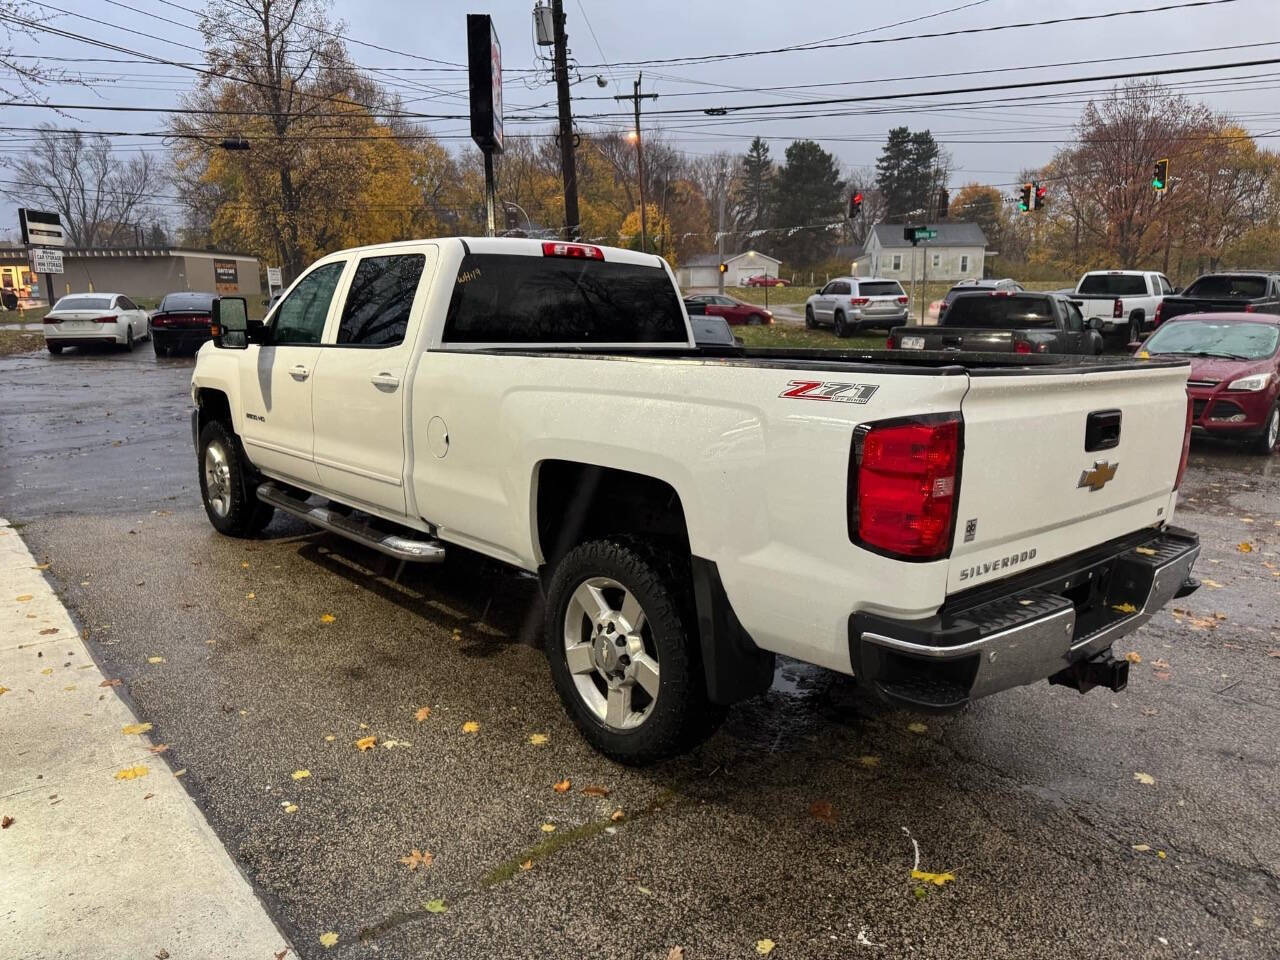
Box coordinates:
[614,74,658,251]
[716,176,726,295]
[550,0,580,240]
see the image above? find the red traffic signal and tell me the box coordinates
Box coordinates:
[1033,183,1047,210]
[849,192,864,218]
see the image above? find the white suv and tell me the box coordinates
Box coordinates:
[804,277,909,337]
[43,293,152,354]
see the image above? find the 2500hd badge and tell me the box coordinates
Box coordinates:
[958,547,1039,582]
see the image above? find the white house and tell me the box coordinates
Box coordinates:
[678,250,783,289]
[855,223,987,284]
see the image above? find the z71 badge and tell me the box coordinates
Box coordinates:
[779,381,879,404]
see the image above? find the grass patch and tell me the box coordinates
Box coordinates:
[0,327,42,357]
[733,323,882,350]
[727,279,1074,314]
[724,284,813,307]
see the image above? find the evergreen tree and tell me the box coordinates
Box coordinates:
[908,131,943,218]
[875,127,913,221]
[771,139,844,267]
[735,136,774,233]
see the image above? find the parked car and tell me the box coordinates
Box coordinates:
[42,293,151,354]
[743,275,788,287]
[191,236,1200,764]
[1071,270,1172,342]
[804,277,909,336]
[1156,271,1280,327]
[926,278,1023,325]
[888,291,1104,355]
[688,314,742,348]
[1137,313,1280,454]
[151,291,217,357]
[683,294,771,326]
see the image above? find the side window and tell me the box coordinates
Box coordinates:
[336,254,426,347]
[1065,302,1084,332]
[931,253,940,268]
[1159,276,1172,294]
[117,295,136,311]
[820,282,836,295]
[960,255,970,274]
[273,262,345,345]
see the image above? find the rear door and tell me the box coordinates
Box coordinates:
[948,361,1189,593]
[310,246,436,514]
[814,281,839,321]
[238,259,347,485]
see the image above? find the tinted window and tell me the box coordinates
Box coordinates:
[53,295,112,311]
[1183,275,1268,299]
[1144,320,1280,360]
[1078,274,1148,296]
[832,281,851,295]
[1159,276,1173,294]
[943,295,1056,329]
[336,254,425,347]
[274,262,344,345]
[116,296,136,310]
[443,253,687,344]
[161,292,214,312]
[857,281,903,297]
[1065,301,1084,331]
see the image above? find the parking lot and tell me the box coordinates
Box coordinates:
[2,343,1278,959]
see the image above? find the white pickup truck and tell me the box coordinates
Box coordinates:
[190,237,1201,764]
[1071,270,1175,342]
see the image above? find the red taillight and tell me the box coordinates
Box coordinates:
[1244,303,1257,313]
[542,242,604,260]
[1014,340,1033,354]
[896,296,909,305]
[1153,301,1164,326]
[1175,393,1192,490]
[849,416,961,560]
[42,315,62,324]
[886,336,896,349]
[91,315,118,324]
[1113,298,1123,318]
[850,297,870,306]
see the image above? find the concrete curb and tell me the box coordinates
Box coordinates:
[0,518,292,960]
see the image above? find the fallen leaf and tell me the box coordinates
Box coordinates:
[667,949,685,960]
[63,685,76,691]
[528,733,549,745]
[520,859,533,871]
[461,721,479,733]
[173,769,186,777]
[1268,650,1280,658]
[155,950,169,960]
[121,722,152,735]
[1201,578,1224,589]
[911,868,956,886]
[284,804,298,814]
[581,785,611,798]
[399,848,433,871]
[1112,603,1138,614]
[147,656,165,664]
[1134,546,1157,556]
[1222,642,1243,650]
[39,627,58,635]
[319,613,336,623]
[541,823,556,833]
[756,939,776,955]
[1237,542,1253,553]
[1151,658,1170,669]
[858,754,880,768]
[907,721,928,734]
[1157,850,1167,859]
[114,765,149,781]
[809,799,836,822]
[382,739,412,749]
[1,816,12,829]
[325,735,336,742]
[0,686,8,697]
[913,886,927,900]
[318,932,338,948]
[32,563,50,570]
[291,770,310,781]
[553,778,571,793]
[1133,772,1156,786]
[1132,843,1151,852]
[15,594,32,602]
[610,808,625,822]
[40,667,53,676]
[1153,670,1171,681]
[246,592,256,600]
[424,899,447,914]
[355,736,377,751]
[414,706,431,723]
[241,562,251,569]
[1124,651,1142,664]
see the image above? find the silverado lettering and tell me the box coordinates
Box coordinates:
[958,548,1038,582]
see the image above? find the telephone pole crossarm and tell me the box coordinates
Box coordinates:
[614,75,659,252]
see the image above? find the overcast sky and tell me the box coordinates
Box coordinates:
[2,0,1278,240]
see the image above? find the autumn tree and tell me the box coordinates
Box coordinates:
[950,183,1007,255]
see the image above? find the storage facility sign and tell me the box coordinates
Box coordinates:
[19,209,65,248]
[467,13,503,153]
[214,259,238,292]
[29,247,64,275]
[266,266,283,289]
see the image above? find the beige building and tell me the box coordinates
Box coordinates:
[0,246,262,305]
[855,223,987,284]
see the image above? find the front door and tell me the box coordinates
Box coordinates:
[311,248,436,514]
[237,260,347,485]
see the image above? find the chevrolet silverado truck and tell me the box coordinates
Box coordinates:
[1071,270,1172,342]
[887,290,1104,355]
[1156,271,1280,327]
[190,237,1201,764]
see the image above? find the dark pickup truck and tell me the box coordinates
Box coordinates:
[1157,272,1280,327]
[888,290,1104,355]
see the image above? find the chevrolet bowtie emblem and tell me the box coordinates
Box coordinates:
[1078,460,1119,492]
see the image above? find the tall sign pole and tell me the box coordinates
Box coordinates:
[467,14,504,237]
[19,208,66,307]
[550,0,580,240]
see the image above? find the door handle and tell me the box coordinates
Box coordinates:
[290,364,309,381]
[370,373,401,389]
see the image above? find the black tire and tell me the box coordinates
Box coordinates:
[544,537,723,765]
[804,306,816,329]
[197,420,275,536]
[47,342,63,355]
[746,313,764,326]
[1128,314,1143,343]
[833,311,849,337]
[1250,403,1279,455]
[153,339,169,358]
[124,326,135,352]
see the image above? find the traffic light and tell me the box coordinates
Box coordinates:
[1153,158,1169,192]
[1018,183,1032,212]
[936,188,949,219]
[1033,183,1047,210]
[848,191,864,218]
[718,262,728,274]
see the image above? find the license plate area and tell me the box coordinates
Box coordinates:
[901,335,925,350]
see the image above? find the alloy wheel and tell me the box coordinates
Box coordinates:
[562,576,659,731]
[203,441,232,518]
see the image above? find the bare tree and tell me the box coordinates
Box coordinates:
[0,2,70,99]
[5,126,160,246]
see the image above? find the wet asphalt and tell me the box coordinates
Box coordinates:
[1,342,1277,960]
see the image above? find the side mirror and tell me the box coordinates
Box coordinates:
[1088,316,1104,331]
[1172,287,1181,295]
[211,296,249,349]
[815,287,823,294]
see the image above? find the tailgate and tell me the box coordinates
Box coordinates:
[900,328,1017,352]
[947,362,1189,593]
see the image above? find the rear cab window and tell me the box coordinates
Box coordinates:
[1184,275,1268,299]
[1078,274,1148,296]
[442,251,688,345]
[943,295,1057,329]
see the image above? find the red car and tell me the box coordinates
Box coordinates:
[683,295,772,325]
[1137,312,1280,454]
[743,275,789,287]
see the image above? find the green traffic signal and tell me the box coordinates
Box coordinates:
[1153,158,1169,192]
